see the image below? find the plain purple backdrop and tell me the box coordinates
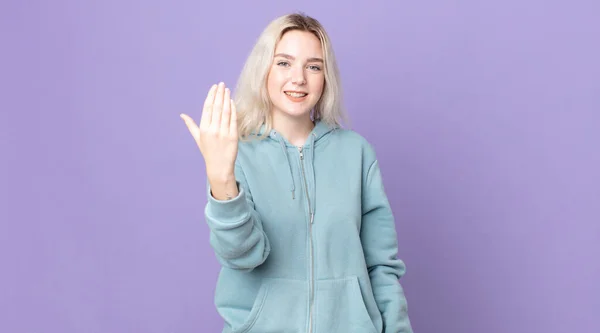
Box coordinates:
[1,0,599,332]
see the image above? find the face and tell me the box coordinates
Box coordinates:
[266,30,325,120]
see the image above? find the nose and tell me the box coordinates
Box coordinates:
[290,65,306,85]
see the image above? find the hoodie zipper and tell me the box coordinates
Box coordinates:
[298,146,315,333]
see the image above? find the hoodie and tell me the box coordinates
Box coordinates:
[204,120,413,333]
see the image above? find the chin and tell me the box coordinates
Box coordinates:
[280,108,312,119]
[274,101,314,118]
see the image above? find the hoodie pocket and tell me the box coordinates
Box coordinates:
[315,276,380,333]
[232,278,307,333]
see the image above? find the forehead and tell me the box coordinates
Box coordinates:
[275,30,323,58]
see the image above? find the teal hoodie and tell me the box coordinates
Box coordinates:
[205,120,413,333]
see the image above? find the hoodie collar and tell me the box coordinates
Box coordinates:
[264,119,336,147]
[255,120,336,204]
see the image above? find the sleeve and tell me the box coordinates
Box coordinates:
[361,151,413,333]
[204,162,271,272]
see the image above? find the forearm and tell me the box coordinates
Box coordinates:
[369,258,412,333]
[362,158,413,332]
[205,181,270,271]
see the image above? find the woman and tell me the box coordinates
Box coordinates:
[180,13,413,333]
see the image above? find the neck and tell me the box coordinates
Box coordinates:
[271,112,315,147]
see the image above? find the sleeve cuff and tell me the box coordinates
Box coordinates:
[206,182,250,224]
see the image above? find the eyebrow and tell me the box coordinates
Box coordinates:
[274,53,324,63]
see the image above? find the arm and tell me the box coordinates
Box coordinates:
[361,156,413,333]
[204,162,270,272]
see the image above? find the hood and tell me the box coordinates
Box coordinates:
[251,120,338,210]
[251,119,337,146]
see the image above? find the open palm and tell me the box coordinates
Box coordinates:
[180,82,238,180]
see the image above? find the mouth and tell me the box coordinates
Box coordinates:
[284,91,308,98]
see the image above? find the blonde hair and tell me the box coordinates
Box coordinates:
[233,13,347,139]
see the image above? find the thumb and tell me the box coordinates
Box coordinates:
[180,113,200,140]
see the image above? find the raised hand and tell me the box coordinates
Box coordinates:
[180,82,239,200]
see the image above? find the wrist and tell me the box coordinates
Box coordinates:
[208,172,239,201]
[207,172,236,186]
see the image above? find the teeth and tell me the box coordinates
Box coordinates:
[285,92,307,98]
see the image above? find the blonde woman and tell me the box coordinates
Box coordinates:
[181,13,413,333]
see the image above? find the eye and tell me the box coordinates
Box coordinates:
[308,65,322,71]
[277,61,290,67]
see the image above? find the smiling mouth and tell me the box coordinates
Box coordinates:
[284,91,308,98]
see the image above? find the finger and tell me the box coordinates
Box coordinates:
[230,99,238,136]
[180,113,200,140]
[211,82,225,128]
[201,84,217,129]
[220,88,231,133]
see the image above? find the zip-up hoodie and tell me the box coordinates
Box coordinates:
[204,120,413,333]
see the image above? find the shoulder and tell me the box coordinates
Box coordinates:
[234,134,279,170]
[326,127,378,162]
[324,128,383,186]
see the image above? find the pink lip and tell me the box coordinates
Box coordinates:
[284,91,308,94]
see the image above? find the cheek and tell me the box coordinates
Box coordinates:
[267,69,285,91]
[266,70,278,96]
[311,76,325,95]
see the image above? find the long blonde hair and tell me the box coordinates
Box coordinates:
[233,13,347,139]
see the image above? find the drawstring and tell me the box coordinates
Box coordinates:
[275,133,296,199]
[310,133,315,165]
[310,133,316,219]
[272,130,318,213]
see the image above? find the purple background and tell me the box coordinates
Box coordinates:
[2,0,599,332]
